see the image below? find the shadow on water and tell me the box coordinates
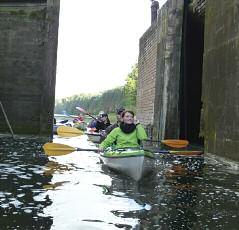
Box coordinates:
[0,135,238,229]
[0,136,53,229]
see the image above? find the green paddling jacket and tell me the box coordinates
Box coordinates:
[99,124,147,149]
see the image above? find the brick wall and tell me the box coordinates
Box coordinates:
[137,0,185,140]
[136,23,158,127]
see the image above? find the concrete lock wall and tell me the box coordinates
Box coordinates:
[0,0,60,135]
[137,0,239,161]
[202,0,239,161]
[137,0,184,140]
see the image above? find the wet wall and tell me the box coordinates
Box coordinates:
[202,0,239,161]
[180,1,204,145]
[137,0,239,161]
[0,0,60,135]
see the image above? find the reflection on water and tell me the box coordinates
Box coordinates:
[0,136,52,229]
[0,135,238,229]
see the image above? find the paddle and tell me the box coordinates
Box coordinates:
[43,143,98,156]
[62,110,87,124]
[76,106,99,121]
[148,149,203,156]
[43,142,202,157]
[57,126,84,137]
[54,126,189,148]
[144,139,190,148]
[160,139,188,148]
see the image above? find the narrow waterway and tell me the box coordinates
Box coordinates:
[0,135,238,229]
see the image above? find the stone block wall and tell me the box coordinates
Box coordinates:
[0,0,60,135]
[202,0,239,161]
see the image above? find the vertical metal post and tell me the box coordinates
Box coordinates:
[0,101,15,139]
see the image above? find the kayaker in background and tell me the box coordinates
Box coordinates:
[106,107,125,134]
[100,107,125,142]
[88,119,97,129]
[99,110,147,151]
[87,111,106,130]
[95,113,111,132]
[73,113,84,123]
[87,111,102,129]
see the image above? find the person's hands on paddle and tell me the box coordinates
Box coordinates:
[98,147,104,153]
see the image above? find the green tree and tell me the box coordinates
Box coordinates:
[54,87,124,115]
[54,63,138,115]
[124,64,138,110]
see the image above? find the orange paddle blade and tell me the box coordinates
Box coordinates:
[161,139,189,148]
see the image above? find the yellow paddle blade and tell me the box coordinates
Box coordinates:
[161,139,189,148]
[57,126,84,137]
[43,143,76,156]
[43,181,69,190]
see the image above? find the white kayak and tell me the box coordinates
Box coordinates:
[100,148,155,181]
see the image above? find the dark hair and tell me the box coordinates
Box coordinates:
[121,110,134,118]
[116,107,125,115]
[100,113,108,118]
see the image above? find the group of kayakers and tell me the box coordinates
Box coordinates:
[88,111,111,132]
[85,107,148,151]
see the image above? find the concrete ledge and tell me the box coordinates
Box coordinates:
[0,133,50,142]
[205,152,239,169]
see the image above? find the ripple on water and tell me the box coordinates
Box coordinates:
[0,136,239,229]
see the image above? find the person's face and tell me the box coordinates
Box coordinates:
[116,113,123,122]
[123,112,134,124]
[100,116,107,122]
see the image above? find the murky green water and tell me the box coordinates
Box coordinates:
[0,135,238,229]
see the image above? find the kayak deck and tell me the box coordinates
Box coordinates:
[100,148,155,181]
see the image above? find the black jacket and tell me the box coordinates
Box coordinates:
[95,120,111,132]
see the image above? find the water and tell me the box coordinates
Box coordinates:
[0,135,238,230]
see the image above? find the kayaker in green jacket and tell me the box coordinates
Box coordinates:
[99,110,147,150]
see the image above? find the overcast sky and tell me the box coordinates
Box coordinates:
[55,0,167,99]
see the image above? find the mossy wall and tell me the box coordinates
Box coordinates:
[202,0,239,161]
[0,0,60,135]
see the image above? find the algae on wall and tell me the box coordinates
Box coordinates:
[0,0,60,135]
[202,0,239,161]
